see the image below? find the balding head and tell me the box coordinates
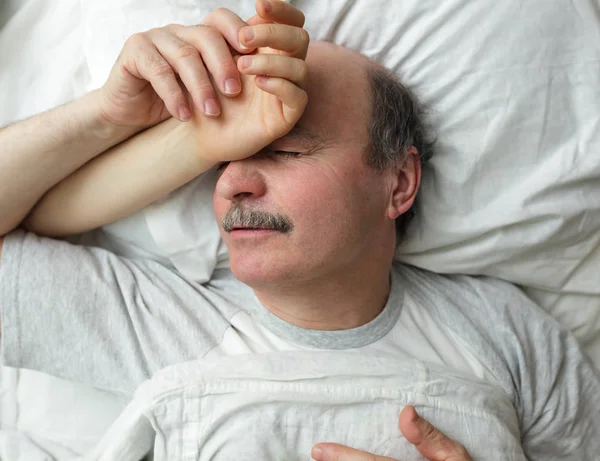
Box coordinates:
[301,41,433,239]
[299,41,373,153]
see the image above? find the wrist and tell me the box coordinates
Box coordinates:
[166,116,219,174]
[84,90,142,148]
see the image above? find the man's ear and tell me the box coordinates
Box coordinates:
[386,146,421,220]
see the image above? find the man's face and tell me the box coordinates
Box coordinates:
[213,42,394,287]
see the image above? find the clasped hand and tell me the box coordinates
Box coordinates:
[98,0,309,168]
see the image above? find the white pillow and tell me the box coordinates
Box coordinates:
[82,0,600,368]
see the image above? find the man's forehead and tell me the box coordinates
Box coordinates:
[300,41,372,145]
[283,125,324,145]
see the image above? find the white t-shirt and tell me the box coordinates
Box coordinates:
[1,231,599,460]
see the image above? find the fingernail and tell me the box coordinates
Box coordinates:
[225,78,241,95]
[242,27,255,43]
[311,446,325,461]
[204,98,220,116]
[263,0,273,13]
[238,56,252,71]
[178,104,192,121]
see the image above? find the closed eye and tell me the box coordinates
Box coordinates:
[216,151,301,171]
[272,150,301,158]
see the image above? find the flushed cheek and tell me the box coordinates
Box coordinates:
[279,182,364,250]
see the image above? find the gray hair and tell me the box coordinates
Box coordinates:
[365,65,435,241]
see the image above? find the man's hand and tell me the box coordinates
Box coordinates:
[311,406,472,461]
[97,5,258,128]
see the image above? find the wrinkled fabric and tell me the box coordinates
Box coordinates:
[84,352,525,461]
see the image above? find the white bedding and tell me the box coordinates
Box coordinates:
[1,0,599,459]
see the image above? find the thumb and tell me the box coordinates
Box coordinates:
[311,443,396,461]
[399,406,472,461]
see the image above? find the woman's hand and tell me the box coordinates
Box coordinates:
[312,406,472,461]
[184,18,310,166]
[96,0,304,130]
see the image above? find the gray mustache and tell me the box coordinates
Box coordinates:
[222,204,293,233]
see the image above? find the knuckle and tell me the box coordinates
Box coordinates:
[213,58,237,77]
[421,421,440,440]
[265,54,277,67]
[163,23,180,32]
[190,24,210,36]
[265,23,278,38]
[204,7,227,22]
[150,61,175,78]
[175,43,199,60]
[213,7,231,17]
[125,32,148,48]
[202,25,221,40]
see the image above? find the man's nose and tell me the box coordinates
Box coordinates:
[215,160,267,201]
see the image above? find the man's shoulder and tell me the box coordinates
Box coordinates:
[391,262,573,406]
[392,262,545,324]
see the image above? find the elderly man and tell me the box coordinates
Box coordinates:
[0,1,599,460]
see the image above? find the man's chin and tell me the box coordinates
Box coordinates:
[229,256,291,287]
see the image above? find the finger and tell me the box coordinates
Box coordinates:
[176,25,242,99]
[238,54,308,88]
[246,14,270,27]
[239,23,310,59]
[148,28,221,117]
[399,406,472,461]
[247,0,305,27]
[201,7,257,53]
[254,76,308,124]
[311,443,395,461]
[123,33,191,121]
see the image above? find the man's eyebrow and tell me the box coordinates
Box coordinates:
[281,125,326,146]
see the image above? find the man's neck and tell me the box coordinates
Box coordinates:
[252,261,392,331]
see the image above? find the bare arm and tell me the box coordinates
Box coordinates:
[23,116,212,236]
[0,91,136,236]
[23,5,309,237]
[0,235,4,335]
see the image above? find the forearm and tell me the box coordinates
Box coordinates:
[0,91,137,236]
[23,117,214,237]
